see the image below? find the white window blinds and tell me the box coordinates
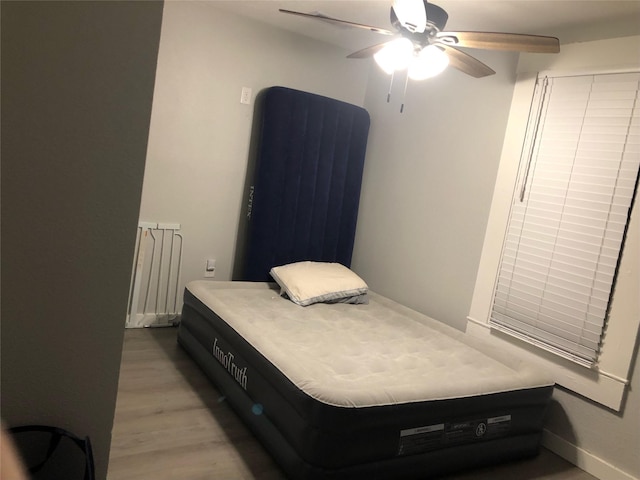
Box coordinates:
[490,72,640,368]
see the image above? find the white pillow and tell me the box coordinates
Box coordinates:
[269,261,368,307]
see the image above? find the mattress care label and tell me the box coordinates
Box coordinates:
[397,415,512,456]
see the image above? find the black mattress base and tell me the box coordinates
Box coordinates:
[178,324,543,480]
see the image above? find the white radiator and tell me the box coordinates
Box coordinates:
[126,222,183,328]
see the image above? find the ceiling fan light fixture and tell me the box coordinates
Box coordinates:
[281,3,560,80]
[374,37,414,74]
[408,45,449,80]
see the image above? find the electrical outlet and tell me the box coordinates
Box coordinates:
[204,259,216,278]
[240,87,252,105]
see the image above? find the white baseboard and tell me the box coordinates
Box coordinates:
[542,429,638,480]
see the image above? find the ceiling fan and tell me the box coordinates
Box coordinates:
[280,0,560,79]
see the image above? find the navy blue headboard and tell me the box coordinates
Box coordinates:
[238,87,370,281]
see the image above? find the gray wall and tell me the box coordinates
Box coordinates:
[352,49,519,331]
[0,2,163,478]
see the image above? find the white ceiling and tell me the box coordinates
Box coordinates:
[204,0,640,54]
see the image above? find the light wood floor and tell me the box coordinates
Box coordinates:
[108,328,596,480]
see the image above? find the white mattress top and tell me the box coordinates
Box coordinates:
[187,281,553,408]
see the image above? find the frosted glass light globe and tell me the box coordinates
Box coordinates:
[374,38,414,74]
[408,45,450,80]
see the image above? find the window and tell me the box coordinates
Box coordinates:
[490,72,640,368]
[466,66,640,411]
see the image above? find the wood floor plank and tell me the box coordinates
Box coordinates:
[109,327,284,480]
[108,327,596,480]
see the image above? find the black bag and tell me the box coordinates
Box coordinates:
[9,425,95,480]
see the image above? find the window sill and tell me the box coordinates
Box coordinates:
[466,316,627,411]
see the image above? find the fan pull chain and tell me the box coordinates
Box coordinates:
[387,71,395,103]
[400,72,410,113]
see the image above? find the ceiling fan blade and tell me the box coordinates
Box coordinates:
[392,0,427,33]
[436,31,560,53]
[440,44,496,78]
[279,9,394,36]
[347,42,390,59]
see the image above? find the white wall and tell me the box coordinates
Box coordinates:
[352,49,520,331]
[138,1,369,301]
